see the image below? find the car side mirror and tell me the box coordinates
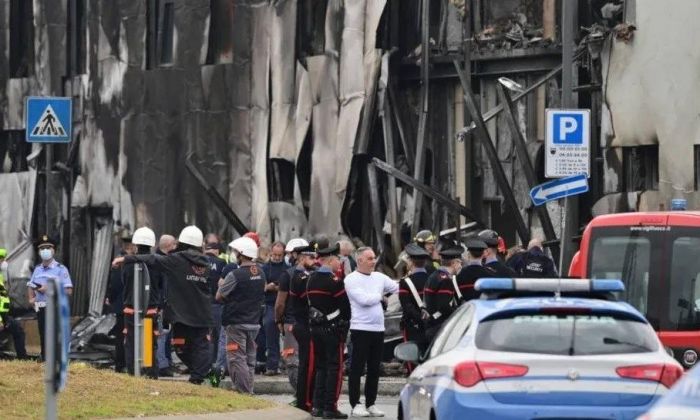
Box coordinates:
[395,342,420,363]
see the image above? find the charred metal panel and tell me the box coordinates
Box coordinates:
[600,0,700,211]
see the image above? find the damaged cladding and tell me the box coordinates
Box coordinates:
[0,0,687,322]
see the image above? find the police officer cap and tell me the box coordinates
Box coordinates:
[295,244,317,256]
[404,243,430,259]
[478,229,499,247]
[316,242,340,257]
[438,243,464,259]
[36,234,57,249]
[465,238,488,251]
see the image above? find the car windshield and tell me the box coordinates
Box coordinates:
[475,313,658,355]
[587,226,700,331]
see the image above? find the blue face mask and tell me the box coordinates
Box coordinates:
[39,248,54,261]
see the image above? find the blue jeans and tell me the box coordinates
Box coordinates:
[263,303,281,370]
[215,328,228,373]
[157,329,172,370]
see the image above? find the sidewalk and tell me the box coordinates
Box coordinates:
[161,374,405,396]
[113,405,311,420]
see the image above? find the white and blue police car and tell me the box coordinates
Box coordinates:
[395,278,683,420]
[640,363,700,419]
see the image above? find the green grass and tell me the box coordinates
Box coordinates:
[0,361,272,419]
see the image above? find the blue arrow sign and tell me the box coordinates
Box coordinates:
[530,174,589,206]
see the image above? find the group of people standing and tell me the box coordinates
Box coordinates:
[398,229,558,367]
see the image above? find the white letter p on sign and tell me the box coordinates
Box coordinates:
[559,116,578,141]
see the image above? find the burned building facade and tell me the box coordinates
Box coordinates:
[0,0,686,315]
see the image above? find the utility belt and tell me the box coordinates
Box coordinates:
[309,307,347,331]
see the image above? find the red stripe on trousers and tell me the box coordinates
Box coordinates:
[334,340,344,410]
[306,340,315,411]
[402,328,414,374]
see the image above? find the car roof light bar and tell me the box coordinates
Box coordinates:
[474,278,625,293]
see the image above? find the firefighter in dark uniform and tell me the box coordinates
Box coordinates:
[455,239,493,303]
[478,229,517,277]
[423,243,464,344]
[113,225,212,385]
[122,227,161,378]
[398,243,431,373]
[276,242,316,409]
[306,243,350,419]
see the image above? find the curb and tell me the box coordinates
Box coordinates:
[113,405,311,420]
[161,375,404,396]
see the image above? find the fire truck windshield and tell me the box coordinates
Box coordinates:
[587,226,700,331]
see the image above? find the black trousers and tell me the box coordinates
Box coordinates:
[3,316,27,358]
[37,307,46,360]
[311,327,344,412]
[293,323,314,411]
[172,323,210,383]
[348,330,383,408]
[124,313,159,378]
[109,313,126,371]
[401,320,426,374]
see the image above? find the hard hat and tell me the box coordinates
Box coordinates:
[285,238,309,253]
[229,236,258,259]
[132,227,156,247]
[244,231,260,246]
[414,230,436,244]
[477,229,499,247]
[178,225,204,248]
[0,248,6,258]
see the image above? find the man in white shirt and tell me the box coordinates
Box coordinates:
[344,247,398,417]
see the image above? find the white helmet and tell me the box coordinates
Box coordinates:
[132,227,156,247]
[229,236,258,259]
[178,225,204,248]
[285,238,309,253]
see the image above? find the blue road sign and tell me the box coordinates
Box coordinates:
[530,174,589,206]
[545,109,591,178]
[26,97,72,143]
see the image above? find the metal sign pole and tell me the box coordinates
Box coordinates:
[133,264,142,377]
[45,144,52,233]
[44,280,57,420]
[558,196,568,275]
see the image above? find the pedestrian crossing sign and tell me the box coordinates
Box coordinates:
[25,97,72,143]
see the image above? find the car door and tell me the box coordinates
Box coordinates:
[405,304,475,420]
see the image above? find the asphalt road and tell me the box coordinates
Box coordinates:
[258,394,400,420]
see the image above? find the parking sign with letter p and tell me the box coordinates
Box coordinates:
[545,109,590,178]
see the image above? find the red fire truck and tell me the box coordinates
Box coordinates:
[569,211,700,369]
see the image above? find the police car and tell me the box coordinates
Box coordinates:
[640,363,700,419]
[395,278,683,420]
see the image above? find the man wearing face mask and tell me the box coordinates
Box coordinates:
[27,235,73,360]
[423,243,464,344]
